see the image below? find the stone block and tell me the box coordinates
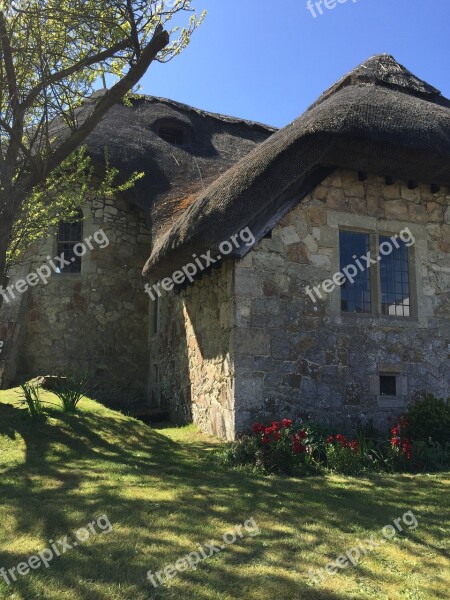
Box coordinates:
[235,328,270,356]
[280,226,301,246]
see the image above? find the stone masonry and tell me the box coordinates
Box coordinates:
[16,193,151,404]
[152,261,236,439]
[154,169,449,439]
[233,169,450,434]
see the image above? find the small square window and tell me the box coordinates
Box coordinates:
[380,375,397,396]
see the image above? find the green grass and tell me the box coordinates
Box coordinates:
[0,389,449,600]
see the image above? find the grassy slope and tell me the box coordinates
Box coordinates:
[0,389,449,600]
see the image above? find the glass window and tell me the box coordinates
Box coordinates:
[339,229,412,317]
[339,231,372,314]
[380,375,397,396]
[56,209,83,273]
[379,236,410,317]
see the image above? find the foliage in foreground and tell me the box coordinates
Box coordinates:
[48,373,90,413]
[219,395,450,476]
[17,382,46,421]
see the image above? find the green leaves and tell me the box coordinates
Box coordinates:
[0,0,205,279]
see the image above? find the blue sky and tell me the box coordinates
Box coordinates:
[141,0,450,128]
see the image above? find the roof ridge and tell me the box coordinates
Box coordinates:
[308,53,448,111]
[129,94,278,133]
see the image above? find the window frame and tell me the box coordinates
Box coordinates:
[56,209,84,275]
[338,227,416,319]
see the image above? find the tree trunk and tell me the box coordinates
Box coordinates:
[0,188,18,313]
[0,217,12,314]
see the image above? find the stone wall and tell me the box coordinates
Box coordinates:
[234,169,450,434]
[17,194,151,405]
[152,262,236,439]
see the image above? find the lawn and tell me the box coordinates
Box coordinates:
[0,389,449,600]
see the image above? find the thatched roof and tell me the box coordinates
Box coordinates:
[143,54,450,279]
[83,96,275,237]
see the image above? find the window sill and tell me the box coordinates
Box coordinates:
[333,312,417,327]
[377,395,406,408]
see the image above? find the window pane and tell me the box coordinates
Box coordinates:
[56,210,83,273]
[380,375,397,396]
[379,236,410,317]
[339,231,372,313]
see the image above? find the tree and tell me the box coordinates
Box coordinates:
[0,0,205,305]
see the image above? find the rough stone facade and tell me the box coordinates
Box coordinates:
[152,262,236,439]
[16,193,151,404]
[233,169,450,434]
[152,169,449,438]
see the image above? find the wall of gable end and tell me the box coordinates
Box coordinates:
[233,169,450,434]
[15,194,151,405]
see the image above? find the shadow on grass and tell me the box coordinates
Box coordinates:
[0,401,448,600]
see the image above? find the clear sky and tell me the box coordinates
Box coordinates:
[139,0,450,128]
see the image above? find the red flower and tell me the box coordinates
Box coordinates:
[401,438,412,460]
[349,440,359,454]
[272,421,280,431]
[262,435,270,444]
[391,437,399,447]
[282,419,292,428]
[292,441,306,454]
[252,423,264,434]
[326,436,334,444]
[265,427,273,436]
[296,430,308,440]
[273,432,281,441]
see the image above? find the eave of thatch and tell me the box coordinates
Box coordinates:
[143,54,450,280]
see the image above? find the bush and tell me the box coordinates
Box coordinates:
[52,373,89,413]
[218,436,259,469]
[412,440,450,471]
[404,394,450,445]
[220,410,450,477]
[324,433,384,475]
[220,419,322,475]
[18,382,46,421]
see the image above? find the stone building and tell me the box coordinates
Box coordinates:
[1,54,449,438]
[0,95,275,401]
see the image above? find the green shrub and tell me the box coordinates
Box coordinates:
[412,440,450,471]
[52,373,89,413]
[325,443,367,475]
[18,382,46,421]
[220,419,323,475]
[217,436,259,469]
[404,394,450,445]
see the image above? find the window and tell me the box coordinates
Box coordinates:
[340,231,372,313]
[158,125,184,146]
[56,209,83,273]
[379,236,410,317]
[380,375,397,396]
[339,230,412,317]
